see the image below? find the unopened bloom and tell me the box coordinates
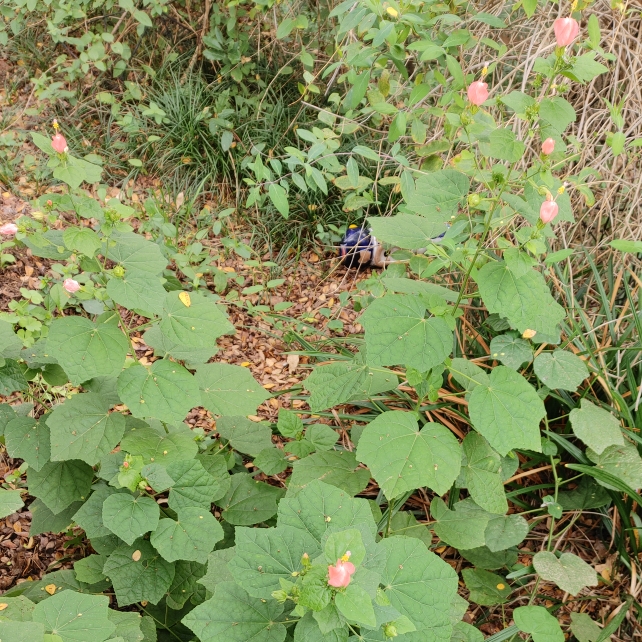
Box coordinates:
[542,138,555,155]
[0,223,18,236]
[540,199,559,224]
[63,278,80,293]
[52,133,68,154]
[328,551,356,588]
[467,81,489,106]
[554,18,580,47]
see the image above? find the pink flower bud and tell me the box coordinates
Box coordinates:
[52,133,68,154]
[540,200,559,224]
[467,81,489,106]
[63,278,80,293]
[554,18,580,47]
[541,138,555,155]
[0,223,18,237]
[328,558,356,588]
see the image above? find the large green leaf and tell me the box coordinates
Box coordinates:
[0,620,45,641]
[102,494,160,545]
[569,613,601,642]
[198,548,236,593]
[557,477,610,510]
[295,612,347,642]
[460,433,506,514]
[143,326,217,367]
[4,416,51,471]
[28,461,94,515]
[406,170,470,219]
[107,275,165,317]
[182,581,286,642]
[74,555,108,585]
[356,411,461,499]
[215,416,274,456]
[388,511,432,547]
[196,363,270,417]
[167,459,222,511]
[468,366,545,455]
[47,393,125,465]
[30,498,83,537]
[485,127,525,162]
[277,480,376,546]
[0,489,24,518]
[120,427,198,465]
[304,361,397,412]
[539,97,576,133]
[0,359,29,395]
[368,215,447,250]
[166,560,207,609]
[0,595,35,621]
[106,610,146,642]
[218,473,284,525]
[117,361,201,425]
[533,350,588,391]
[159,291,234,349]
[335,584,376,627]
[47,318,128,385]
[586,440,642,490]
[103,540,175,607]
[361,295,452,370]
[431,499,489,549]
[101,232,167,276]
[459,546,518,571]
[381,278,461,303]
[513,606,563,642]
[228,525,321,598]
[476,262,565,337]
[461,569,511,606]
[484,514,529,552]
[380,536,458,641]
[489,333,533,370]
[150,507,223,563]
[569,399,623,454]
[63,226,101,257]
[533,551,597,595]
[289,451,371,497]
[32,591,115,642]
[72,485,124,539]
[0,319,23,359]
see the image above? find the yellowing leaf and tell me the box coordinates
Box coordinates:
[386,6,398,17]
[0,603,8,611]
[44,584,56,595]
[178,292,191,307]
[132,550,142,561]
[522,329,537,339]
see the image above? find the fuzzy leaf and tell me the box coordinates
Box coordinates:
[431,499,489,550]
[196,363,270,417]
[216,416,274,456]
[219,473,285,525]
[586,441,642,490]
[107,275,165,317]
[4,416,51,471]
[361,295,452,371]
[102,232,167,276]
[121,427,198,465]
[103,540,175,607]
[117,361,201,425]
[406,170,470,219]
[533,350,588,391]
[167,459,222,511]
[289,450,371,496]
[0,489,24,518]
[28,461,93,515]
[102,494,160,545]
[484,514,529,552]
[357,411,461,499]
[468,366,545,455]
[46,318,128,385]
[462,569,511,606]
[514,606,564,642]
[533,552,597,595]
[461,433,507,514]
[489,333,533,370]
[150,507,223,563]
[569,399,624,455]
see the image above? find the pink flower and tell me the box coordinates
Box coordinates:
[52,133,68,154]
[328,554,356,588]
[0,223,18,236]
[542,138,555,155]
[540,200,559,224]
[63,278,80,293]
[467,81,489,106]
[554,18,580,47]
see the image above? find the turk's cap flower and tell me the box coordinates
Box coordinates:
[52,133,68,154]
[467,81,489,106]
[63,278,81,293]
[0,223,18,236]
[554,17,580,47]
[540,199,559,224]
[541,138,555,155]
[328,551,356,588]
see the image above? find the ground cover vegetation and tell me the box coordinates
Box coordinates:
[0,0,641,641]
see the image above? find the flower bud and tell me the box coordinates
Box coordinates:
[468,193,481,207]
[63,278,80,293]
[52,133,68,154]
[467,81,489,106]
[383,624,398,638]
[113,265,126,278]
[0,223,18,237]
[539,200,559,224]
[541,138,555,155]
[554,17,580,47]
[271,589,288,603]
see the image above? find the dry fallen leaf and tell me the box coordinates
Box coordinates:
[132,550,142,562]
[0,603,8,611]
[287,354,299,373]
[45,584,56,595]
